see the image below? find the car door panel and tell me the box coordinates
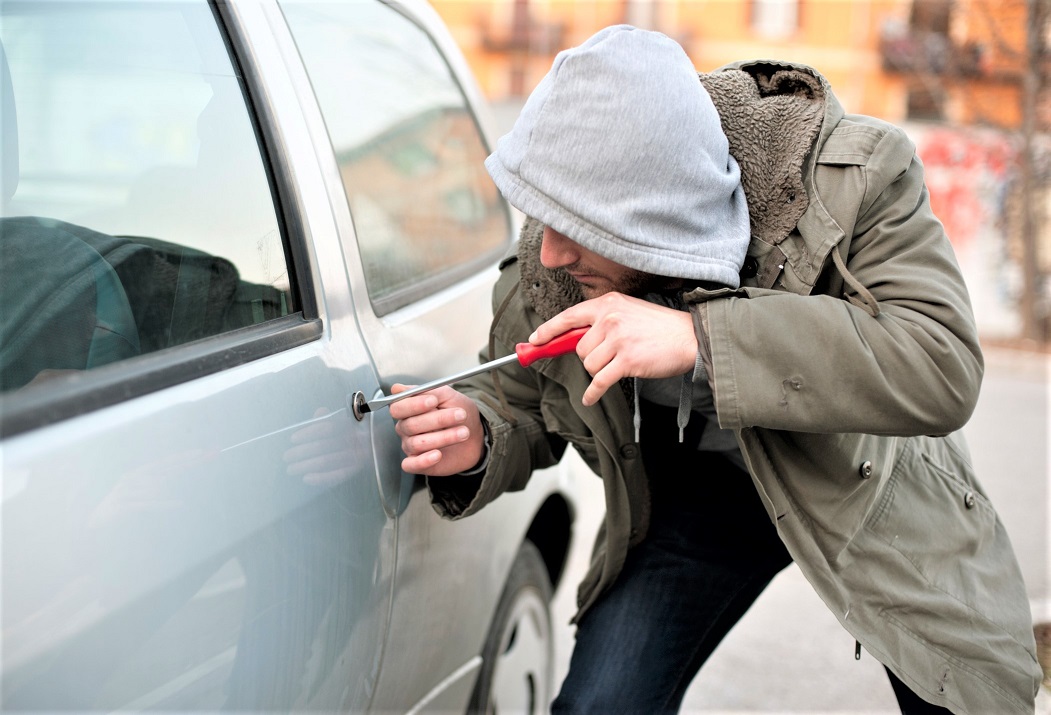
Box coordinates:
[0,1,397,710]
[2,338,394,710]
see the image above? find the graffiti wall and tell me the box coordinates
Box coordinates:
[909,123,1050,339]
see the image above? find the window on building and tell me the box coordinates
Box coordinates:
[752,0,799,39]
[907,85,946,121]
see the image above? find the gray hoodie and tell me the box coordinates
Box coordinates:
[484,25,751,288]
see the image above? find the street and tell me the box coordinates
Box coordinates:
[549,346,1050,713]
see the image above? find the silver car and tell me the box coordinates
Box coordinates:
[0,1,577,711]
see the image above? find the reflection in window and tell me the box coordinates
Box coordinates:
[0,1,290,393]
[280,0,509,315]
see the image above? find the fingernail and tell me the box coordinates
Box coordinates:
[428,451,441,463]
[425,396,438,409]
[455,427,468,440]
[454,409,467,422]
[528,331,538,342]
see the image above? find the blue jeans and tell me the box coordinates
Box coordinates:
[552,415,952,714]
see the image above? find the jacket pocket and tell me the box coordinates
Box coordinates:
[539,392,598,469]
[864,438,997,610]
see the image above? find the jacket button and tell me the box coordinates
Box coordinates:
[859,460,873,479]
[620,444,639,459]
[964,491,976,509]
[740,256,759,279]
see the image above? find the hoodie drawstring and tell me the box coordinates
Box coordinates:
[633,373,694,444]
[633,378,642,443]
[831,248,880,318]
[677,372,692,443]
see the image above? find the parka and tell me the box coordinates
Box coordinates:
[429,60,1043,714]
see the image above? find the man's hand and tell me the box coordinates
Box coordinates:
[390,384,485,476]
[530,293,697,406]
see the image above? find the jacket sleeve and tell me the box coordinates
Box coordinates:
[692,125,984,436]
[428,274,565,519]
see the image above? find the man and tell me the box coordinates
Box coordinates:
[390,26,1042,714]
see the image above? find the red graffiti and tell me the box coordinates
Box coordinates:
[916,127,1017,247]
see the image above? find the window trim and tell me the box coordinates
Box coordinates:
[0,0,323,438]
[213,0,318,322]
[0,316,322,439]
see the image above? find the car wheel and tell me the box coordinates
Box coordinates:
[469,540,554,714]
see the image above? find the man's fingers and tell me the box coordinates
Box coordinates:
[387,384,482,476]
[402,424,472,457]
[582,362,623,407]
[395,406,468,438]
[401,450,443,473]
[530,305,594,345]
[389,392,438,420]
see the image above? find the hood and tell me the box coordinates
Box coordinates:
[485,25,751,288]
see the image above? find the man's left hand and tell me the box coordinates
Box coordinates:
[529,293,698,406]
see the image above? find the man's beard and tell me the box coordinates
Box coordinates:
[616,268,683,298]
[567,264,682,299]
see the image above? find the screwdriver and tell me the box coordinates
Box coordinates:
[356,327,588,414]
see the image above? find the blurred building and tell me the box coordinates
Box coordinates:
[432,0,908,120]
[879,0,1051,130]
[431,0,1046,126]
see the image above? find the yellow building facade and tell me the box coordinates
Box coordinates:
[431,0,1038,130]
[431,0,911,121]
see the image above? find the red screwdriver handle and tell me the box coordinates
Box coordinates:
[515,327,589,368]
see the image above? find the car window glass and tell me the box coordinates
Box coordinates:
[279,0,509,316]
[0,1,291,394]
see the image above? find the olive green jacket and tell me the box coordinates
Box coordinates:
[430,60,1042,714]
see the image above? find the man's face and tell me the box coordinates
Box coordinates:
[539,226,675,299]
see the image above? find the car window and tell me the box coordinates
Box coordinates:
[0,1,292,394]
[279,0,509,316]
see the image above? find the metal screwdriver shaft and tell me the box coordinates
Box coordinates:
[359,327,588,414]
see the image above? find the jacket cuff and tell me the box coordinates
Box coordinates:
[426,401,505,520]
[427,472,486,518]
[457,418,491,476]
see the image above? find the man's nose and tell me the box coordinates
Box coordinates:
[540,226,578,269]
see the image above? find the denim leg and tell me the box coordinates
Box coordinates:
[552,540,788,713]
[553,447,792,714]
[885,667,955,715]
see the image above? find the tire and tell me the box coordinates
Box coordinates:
[468,540,554,714]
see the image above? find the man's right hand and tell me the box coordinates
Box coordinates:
[390,384,485,476]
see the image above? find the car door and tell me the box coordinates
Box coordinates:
[0,1,395,710]
[274,1,524,709]
[275,0,511,514]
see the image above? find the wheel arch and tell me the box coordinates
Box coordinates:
[524,494,574,592]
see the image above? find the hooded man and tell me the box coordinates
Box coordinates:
[390,25,1042,715]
